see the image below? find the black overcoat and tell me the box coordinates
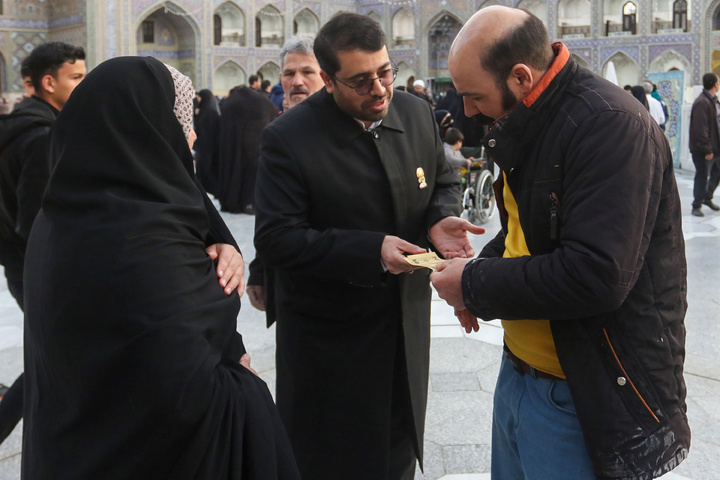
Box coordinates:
[254,89,461,478]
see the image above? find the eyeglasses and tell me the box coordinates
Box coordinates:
[333,60,399,96]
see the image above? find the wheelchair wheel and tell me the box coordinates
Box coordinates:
[474,169,496,224]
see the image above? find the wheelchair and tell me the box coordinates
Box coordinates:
[459,145,496,225]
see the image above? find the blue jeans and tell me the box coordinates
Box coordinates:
[491,355,595,480]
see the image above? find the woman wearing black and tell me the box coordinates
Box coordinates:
[194,89,221,196]
[22,57,299,479]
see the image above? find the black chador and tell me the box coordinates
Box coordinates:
[22,56,298,480]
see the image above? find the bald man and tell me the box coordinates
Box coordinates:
[431,7,689,480]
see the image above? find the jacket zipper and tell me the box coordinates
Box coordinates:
[602,328,660,423]
[549,193,560,240]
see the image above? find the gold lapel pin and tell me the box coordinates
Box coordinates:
[416,167,428,189]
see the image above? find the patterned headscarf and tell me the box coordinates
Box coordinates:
[164,64,194,141]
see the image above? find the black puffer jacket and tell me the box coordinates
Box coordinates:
[462,45,689,480]
[0,96,57,278]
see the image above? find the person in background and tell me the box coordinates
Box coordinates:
[443,127,472,176]
[249,74,261,91]
[246,36,325,316]
[217,85,278,214]
[630,85,649,110]
[0,42,86,445]
[643,80,666,127]
[193,89,221,196]
[688,72,720,217]
[261,79,272,96]
[434,109,454,140]
[649,82,669,131]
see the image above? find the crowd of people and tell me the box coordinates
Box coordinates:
[0,6,698,480]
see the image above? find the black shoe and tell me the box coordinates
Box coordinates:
[691,207,704,217]
[703,199,720,211]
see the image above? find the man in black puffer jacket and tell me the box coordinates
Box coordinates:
[0,41,85,445]
[431,7,688,480]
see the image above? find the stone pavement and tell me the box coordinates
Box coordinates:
[0,169,717,479]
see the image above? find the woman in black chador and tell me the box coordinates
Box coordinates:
[22,57,299,480]
[194,89,221,196]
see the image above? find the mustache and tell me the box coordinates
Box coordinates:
[470,113,496,126]
[290,86,309,96]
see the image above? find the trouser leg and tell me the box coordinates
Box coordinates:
[0,275,24,445]
[491,354,595,480]
[692,152,710,208]
[706,156,720,201]
[0,373,23,443]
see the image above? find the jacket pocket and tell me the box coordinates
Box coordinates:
[599,328,665,433]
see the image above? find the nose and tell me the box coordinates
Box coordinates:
[291,73,303,86]
[369,77,386,96]
[463,96,478,117]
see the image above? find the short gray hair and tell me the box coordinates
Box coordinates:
[280,37,315,68]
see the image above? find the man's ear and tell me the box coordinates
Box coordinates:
[509,64,534,96]
[40,74,56,95]
[320,70,334,94]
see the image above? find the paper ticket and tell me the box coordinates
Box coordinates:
[405,252,445,270]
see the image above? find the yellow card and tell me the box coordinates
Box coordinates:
[405,252,445,271]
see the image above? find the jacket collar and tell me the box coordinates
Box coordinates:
[482,43,575,174]
[316,88,405,149]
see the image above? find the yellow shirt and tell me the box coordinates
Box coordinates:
[501,173,565,379]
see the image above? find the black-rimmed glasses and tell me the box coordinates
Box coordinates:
[333,60,399,96]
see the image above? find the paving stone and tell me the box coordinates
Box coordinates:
[442,444,491,474]
[431,372,480,392]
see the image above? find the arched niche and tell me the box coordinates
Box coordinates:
[604,0,638,35]
[214,2,245,46]
[293,8,319,39]
[648,49,691,91]
[136,3,197,84]
[557,0,591,38]
[258,62,281,84]
[214,61,246,97]
[427,12,463,78]
[603,51,640,87]
[256,4,284,48]
[392,8,415,49]
[395,61,416,91]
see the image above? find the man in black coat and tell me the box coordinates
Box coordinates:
[254,13,482,480]
[688,72,720,217]
[0,42,86,444]
[432,7,688,480]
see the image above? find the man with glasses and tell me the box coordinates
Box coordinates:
[254,12,482,480]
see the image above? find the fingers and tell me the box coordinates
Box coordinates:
[457,218,486,236]
[381,236,426,275]
[455,308,479,334]
[239,354,258,376]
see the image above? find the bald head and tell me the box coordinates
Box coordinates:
[451,6,552,86]
[450,6,528,67]
[448,6,554,123]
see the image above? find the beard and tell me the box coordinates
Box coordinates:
[471,80,519,125]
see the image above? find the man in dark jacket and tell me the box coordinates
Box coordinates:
[431,7,688,480]
[688,72,720,216]
[254,12,481,480]
[0,42,86,444]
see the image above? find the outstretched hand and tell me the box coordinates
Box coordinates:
[381,235,426,275]
[429,217,485,260]
[206,243,245,298]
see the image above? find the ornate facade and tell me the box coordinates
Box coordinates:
[0,0,718,98]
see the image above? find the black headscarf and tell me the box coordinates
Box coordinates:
[630,85,649,111]
[23,56,299,480]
